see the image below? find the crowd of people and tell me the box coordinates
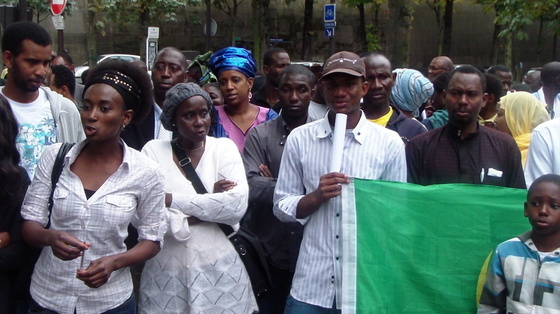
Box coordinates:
[2,20,560,313]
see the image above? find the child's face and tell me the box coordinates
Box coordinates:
[203,85,224,107]
[525,182,560,236]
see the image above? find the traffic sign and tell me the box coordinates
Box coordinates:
[325,28,335,38]
[324,4,336,22]
[50,0,67,16]
[324,21,336,28]
[52,15,64,30]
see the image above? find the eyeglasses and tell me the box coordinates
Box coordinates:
[428,66,447,72]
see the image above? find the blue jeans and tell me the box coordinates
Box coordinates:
[284,295,341,314]
[28,294,136,314]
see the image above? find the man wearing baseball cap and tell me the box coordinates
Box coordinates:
[273,51,406,312]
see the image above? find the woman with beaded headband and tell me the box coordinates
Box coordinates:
[138,82,257,313]
[20,60,166,313]
[209,47,278,152]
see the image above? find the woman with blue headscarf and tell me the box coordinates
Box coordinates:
[390,68,434,119]
[209,47,278,152]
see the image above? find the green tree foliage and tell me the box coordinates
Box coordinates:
[493,0,559,41]
[342,0,385,53]
[89,0,197,28]
[476,0,560,64]
[212,0,245,46]
[4,0,78,23]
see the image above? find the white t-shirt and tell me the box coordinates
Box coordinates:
[1,88,56,178]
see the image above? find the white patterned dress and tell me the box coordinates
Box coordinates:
[139,137,257,313]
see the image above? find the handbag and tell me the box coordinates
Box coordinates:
[171,139,273,299]
[16,142,75,299]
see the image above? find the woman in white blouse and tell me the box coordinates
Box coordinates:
[139,83,257,313]
[21,60,166,313]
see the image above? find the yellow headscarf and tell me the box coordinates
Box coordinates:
[500,92,550,166]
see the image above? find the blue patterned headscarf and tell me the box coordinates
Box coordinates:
[209,47,257,78]
[390,68,434,116]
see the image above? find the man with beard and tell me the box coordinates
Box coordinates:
[0,21,84,178]
[406,65,526,188]
[243,64,314,313]
[361,52,426,144]
[251,48,291,112]
[121,47,188,149]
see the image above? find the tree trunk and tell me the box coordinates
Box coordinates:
[553,33,558,61]
[504,34,512,69]
[490,22,500,65]
[139,5,149,64]
[205,0,212,51]
[388,0,413,67]
[252,0,270,70]
[430,0,443,55]
[301,0,313,60]
[86,8,97,67]
[252,0,261,70]
[357,3,367,52]
[442,0,453,56]
[536,19,543,63]
[230,2,239,46]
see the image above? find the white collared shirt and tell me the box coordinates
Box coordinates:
[525,118,560,187]
[153,102,172,140]
[21,139,166,314]
[534,87,560,119]
[273,111,406,309]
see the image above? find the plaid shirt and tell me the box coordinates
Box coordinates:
[21,140,166,314]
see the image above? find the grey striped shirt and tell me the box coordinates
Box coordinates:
[274,112,406,308]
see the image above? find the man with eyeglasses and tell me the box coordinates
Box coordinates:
[428,56,454,81]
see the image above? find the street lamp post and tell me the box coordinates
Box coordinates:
[19,0,27,21]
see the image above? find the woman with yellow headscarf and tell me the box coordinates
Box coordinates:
[495,92,550,167]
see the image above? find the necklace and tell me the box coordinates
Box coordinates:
[176,140,205,152]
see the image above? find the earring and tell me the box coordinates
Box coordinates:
[121,125,126,131]
[248,91,253,100]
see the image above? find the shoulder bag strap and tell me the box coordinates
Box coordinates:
[46,142,75,228]
[170,139,236,237]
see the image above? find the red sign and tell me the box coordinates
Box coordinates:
[50,0,67,16]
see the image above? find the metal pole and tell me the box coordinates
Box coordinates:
[329,0,335,55]
[58,29,64,54]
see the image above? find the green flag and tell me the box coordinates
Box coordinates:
[341,179,528,313]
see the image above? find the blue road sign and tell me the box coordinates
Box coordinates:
[325,28,335,38]
[324,21,336,28]
[324,4,336,22]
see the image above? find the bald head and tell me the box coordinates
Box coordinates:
[428,56,453,81]
[151,47,188,105]
[541,62,560,87]
[155,47,188,69]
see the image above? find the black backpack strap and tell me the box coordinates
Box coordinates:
[46,142,75,228]
[170,139,236,236]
